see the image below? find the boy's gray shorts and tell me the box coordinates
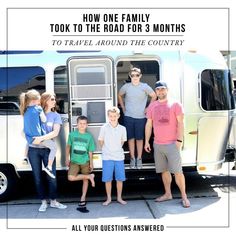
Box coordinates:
[153,143,183,173]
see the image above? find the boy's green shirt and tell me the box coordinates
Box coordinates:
[67,130,95,165]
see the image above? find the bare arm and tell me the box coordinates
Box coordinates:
[98,140,104,148]
[66,144,71,166]
[176,114,184,149]
[144,119,153,152]
[145,92,157,113]
[118,93,125,113]
[149,91,157,102]
[33,123,61,144]
[89,152,94,171]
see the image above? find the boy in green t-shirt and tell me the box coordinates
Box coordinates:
[66,116,95,212]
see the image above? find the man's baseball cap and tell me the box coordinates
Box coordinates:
[155,81,168,89]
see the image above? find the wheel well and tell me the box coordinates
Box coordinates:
[0,163,20,179]
[0,163,20,201]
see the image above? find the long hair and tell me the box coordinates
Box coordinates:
[19,89,40,115]
[41,91,56,112]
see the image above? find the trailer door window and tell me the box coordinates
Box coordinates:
[201,69,235,111]
[75,67,107,85]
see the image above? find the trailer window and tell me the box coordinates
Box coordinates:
[0,102,20,115]
[54,66,69,114]
[201,69,235,111]
[0,66,45,115]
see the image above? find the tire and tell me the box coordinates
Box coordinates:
[0,165,18,202]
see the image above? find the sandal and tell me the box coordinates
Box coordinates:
[78,201,87,207]
[77,201,89,213]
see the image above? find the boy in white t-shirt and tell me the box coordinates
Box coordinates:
[98,107,127,206]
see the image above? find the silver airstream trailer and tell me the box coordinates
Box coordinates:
[0,50,234,201]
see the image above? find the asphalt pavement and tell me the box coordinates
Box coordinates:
[0,162,236,235]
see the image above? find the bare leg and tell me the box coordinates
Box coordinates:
[89,174,95,187]
[77,180,90,213]
[174,173,190,207]
[68,174,95,187]
[103,181,112,206]
[128,139,135,158]
[155,171,173,202]
[136,139,143,159]
[116,181,127,205]
[80,179,89,202]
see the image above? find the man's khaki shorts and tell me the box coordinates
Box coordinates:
[153,143,183,174]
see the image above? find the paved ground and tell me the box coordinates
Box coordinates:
[0,196,231,222]
[0,162,235,235]
[1,194,235,235]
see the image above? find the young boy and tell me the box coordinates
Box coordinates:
[66,115,95,212]
[98,107,127,206]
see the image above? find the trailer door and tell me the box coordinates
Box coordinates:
[67,57,115,168]
[197,69,235,171]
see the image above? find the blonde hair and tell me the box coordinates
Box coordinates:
[107,106,120,115]
[41,91,56,112]
[19,89,40,115]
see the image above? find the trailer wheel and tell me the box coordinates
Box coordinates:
[0,165,18,202]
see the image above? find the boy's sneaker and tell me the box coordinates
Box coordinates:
[130,158,136,169]
[136,158,142,169]
[50,201,67,209]
[38,202,48,212]
[44,167,56,179]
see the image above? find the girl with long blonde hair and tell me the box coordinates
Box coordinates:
[20,89,57,179]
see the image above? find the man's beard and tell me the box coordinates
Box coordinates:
[158,94,167,100]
